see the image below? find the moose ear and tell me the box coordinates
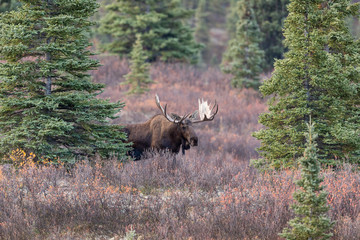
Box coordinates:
[171,113,182,120]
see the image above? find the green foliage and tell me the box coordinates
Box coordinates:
[253,0,360,169]
[123,34,153,94]
[182,0,231,65]
[226,0,240,40]
[221,0,264,89]
[122,227,137,240]
[98,0,201,63]
[226,0,289,71]
[0,0,129,162]
[181,0,198,10]
[194,0,209,66]
[280,120,334,240]
[253,0,289,71]
[0,0,20,12]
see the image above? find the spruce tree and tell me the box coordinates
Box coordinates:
[253,0,360,169]
[280,120,333,240]
[226,0,240,40]
[0,0,129,162]
[123,34,153,94]
[194,0,209,65]
[221,0,264,89]
[98,0,201,63]
[226,0,289,71]
[252,0,289,71]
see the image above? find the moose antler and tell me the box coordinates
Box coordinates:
[155,94,189,124]
[155,94,218,124]
[192,98,218,123]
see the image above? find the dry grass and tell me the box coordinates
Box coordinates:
[1,56,359,239]
[1,154,360,239]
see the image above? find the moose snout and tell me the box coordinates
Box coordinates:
[190,137,198,146]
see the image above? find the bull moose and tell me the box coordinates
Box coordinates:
[123,95,218,160]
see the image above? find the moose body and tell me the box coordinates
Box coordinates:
[123,115,198,159]
[123,95,218,160]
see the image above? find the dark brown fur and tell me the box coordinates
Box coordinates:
[123,114,198,160]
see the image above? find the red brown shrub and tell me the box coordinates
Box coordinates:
[1,156,360,239]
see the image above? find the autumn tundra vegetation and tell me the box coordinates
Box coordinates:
[1,0,360,239]
[0,59,359,239]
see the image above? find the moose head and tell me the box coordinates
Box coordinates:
[155,94,218,154]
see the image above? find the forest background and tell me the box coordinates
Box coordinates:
[1,0,360,239]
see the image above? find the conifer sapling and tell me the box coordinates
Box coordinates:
[123,34,153,94]
[280,119,334,240]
